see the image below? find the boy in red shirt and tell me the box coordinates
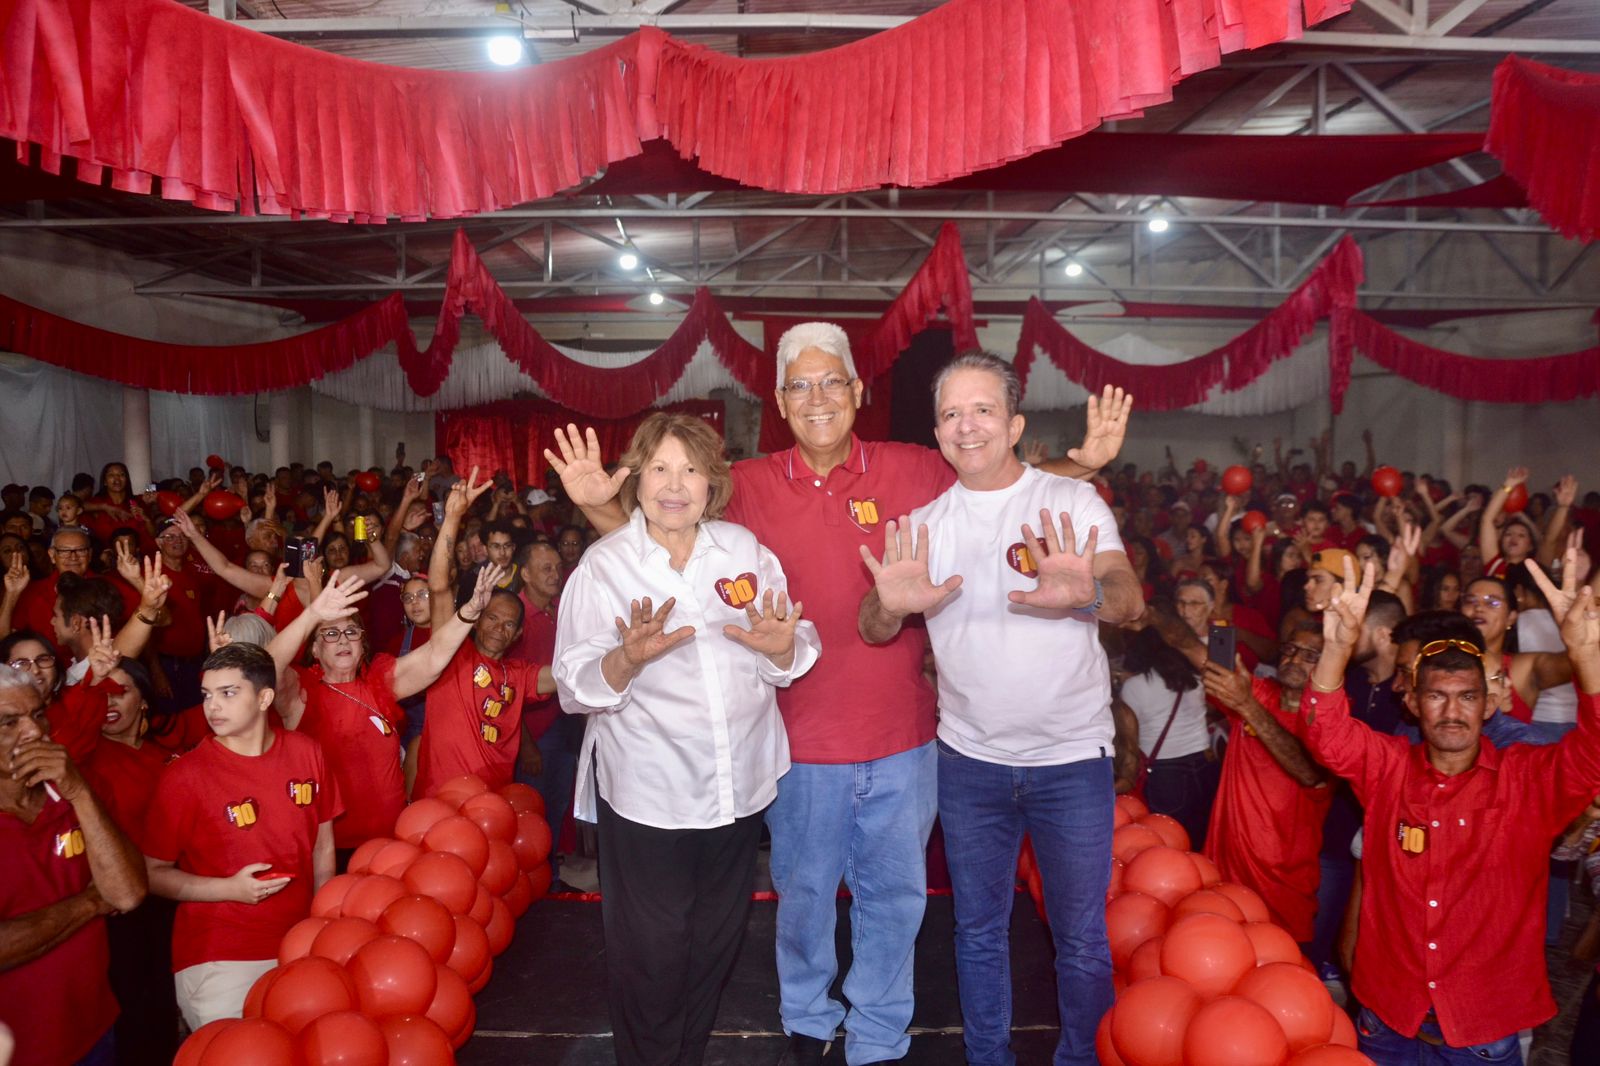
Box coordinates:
[143,642,342,1029]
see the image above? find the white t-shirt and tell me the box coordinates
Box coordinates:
[1119,672,1210,760]
[911,464,1125,766]
[1518,608,1578,725]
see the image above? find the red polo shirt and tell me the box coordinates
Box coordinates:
[414,644,544,797]
[1204,677,1331,942]
[0,796,119,1066]
[510,595,560,741]
[153,560,210,658]
[724,437,952,764]
[1303,686,1600,1046]
[292,655,405,849]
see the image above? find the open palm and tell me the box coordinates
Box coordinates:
[1009,509,1098,610]
[859,519,962,616]
[616,596,696,667]
[547,424,629,508]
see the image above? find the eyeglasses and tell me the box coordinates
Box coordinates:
[7,653,56,671]
[1280,643,1323,664]
[52,546,90,557]
[1462,593,1504,610]
[400,590,431,605]
[317,626,365,644]
[1175,598,1212,610]
[1409,637,1482,680]
[780,376,854,398]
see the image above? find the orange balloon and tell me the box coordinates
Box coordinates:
[1190,852,1222,887]
[262,955,359,1035]
[1116,794,1150,820]
[1173,889,1246,924]
[1106,891,1171,970]
[1128,935,1165,982]
[511,809,554,871]
[348,935,438,1018]
[1159,913,1256,999]
[498,781,545,816]
[484,894,515,955]
[377,1014,456,1066]
[1328,1009,1359,1049]
[1138,813,1191,852]
[480,839,519,897]
[1114,804,1132,829]
[1109,976,1201,1066]
[403,851,479,915]
[1236,962,1337,1052]
[1288,1046,1370,1066]
[346,837,391,876]
[1107,857,1124,902]
[424,963,475,1049]
[423,814,490,878]
[468,882,495,927]
[298,1010,388,1066]
[1123,846,1204,908]
[524,862,553,903]
[1213,881,1272,923]
[242,967,279,1018]
[395,798,459,845]
[1184,995,1290,1066]
[310,872,363,918]
[438,772,491,798]
[310,916,382,967]
[445,912,491,982]
[461,791,518,845]
[174,1019,235,1066]
[381,894,458,964]
[278,916,331,965]
[340,874,409,924]
[1243,921,1303,967]
[1112,823,1164,865]
[198,1017,298,1066]
[1095,1011,1128,1066]
[369,839,424,879]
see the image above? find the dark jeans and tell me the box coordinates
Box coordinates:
[523,716,583,877]
[1357,1007,1522,1065]
[1142,749,1220,851]
[107,897,177,1066]
[1573,970,1600,1063]
[596,796,764,1066]
[1311,851,1356,973]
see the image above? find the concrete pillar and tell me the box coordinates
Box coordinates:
[269,392,291,472]
[122,388,152,488]
[357,405,375,470]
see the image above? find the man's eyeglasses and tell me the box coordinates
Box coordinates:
[400,590,431,605]
[1409,637,1483,680]
[780,377,854,398]
[1461,593,1504,610]
[8,653,56,671]
[51,547,90,558]
[318,626,365,644]
[1280,643,1323,664]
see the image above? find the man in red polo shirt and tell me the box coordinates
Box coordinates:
[0,665,148,1066]
[1305,554,1600,1062]
[548,322,1129,1064]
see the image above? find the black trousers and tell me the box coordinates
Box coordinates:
[596,796,764,1066]
[1143,749,1221,851]
[107,897,178,1066]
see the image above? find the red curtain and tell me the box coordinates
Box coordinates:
[0,0,1352,220]
[1486,57,1600,243]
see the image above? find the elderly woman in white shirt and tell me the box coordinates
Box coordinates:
[554,412,820,1066]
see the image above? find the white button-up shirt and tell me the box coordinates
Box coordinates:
[555,509,820,830]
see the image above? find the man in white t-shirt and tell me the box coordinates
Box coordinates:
[857,352,1143,1066]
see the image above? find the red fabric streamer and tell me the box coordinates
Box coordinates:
[0,0,1351,219]
[1015,237,1364,411]
[1485,57,1600,243]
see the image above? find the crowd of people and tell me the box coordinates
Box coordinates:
[1,320,1598,1066]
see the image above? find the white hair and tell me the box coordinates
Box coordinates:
[775,321,857,384]
[0,663,37,695]
[222,613,277,647]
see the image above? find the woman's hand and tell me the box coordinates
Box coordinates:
[306,569,367,624]
[227,863,292,905]
[723,588,804,670]
[615,597,696,668]
[84,616,119,683]
[3,552,28,599]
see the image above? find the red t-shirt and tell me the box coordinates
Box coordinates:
[153,560,210,658]
[0,796,119,1066]
[143,728,343,971]
[293,655,406,849]
[45,678,111,764]
[82,495,149,547]
[510,596,560,741]
[415,645,542,797]
[723,437,952,763]
[1204,677,1332,942]
[80,739,172,851]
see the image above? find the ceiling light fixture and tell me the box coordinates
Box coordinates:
[648,291,665,306]
[1147,217,1170,234]
[486,37,524,67]
[618,252,639,270]
[1064,261,1084,278]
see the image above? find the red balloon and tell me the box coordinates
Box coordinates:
[1240,510,1269,533]
[354,471,382,493]
[1328,1008,1358,1048]
[1113,803,1132,829]
[298,1010,388,1066]
[1096,1012,1128,1066]
[263,955,358,1035]
[370,839,425,879]
[1173,888,1247,924]
[203,490,245,520]
[1122,846,1203,908]
[1243,921,1303,967]
[345,837,391,876]
[467,955,494,995]
[1213,882,1272,924]
[434,786,478,809]
[503,869,535,917]
[484,894,515,955]
[404,850,479,914]
[445,912,491,982]
[1222,465,1254,496]
[461,790,518,845]
[198,1017,298,1066]
[1128,935,1165,982]
[438,773,490,798]
[498,781,545,816]
[378,1014,456,1066]
[1503,482,1529,514]
[175,1019,236,1066]
[1190,852,1222,887]
[424,963,475,1049]
[381,894,458,964]
[279,916,331,964]
[348,935,438,1017]
[1236,962,1337,1052]
[1288,1047,1370,1066]
[511,809,554,872]
[1109,976,1201,1066]
[1371,466,1403,498]
[468,882,495,927]
[340,874,409,924]
[205,454,226,470]
[1106,857,1125,902]
[1137,813,1191,852]
[154,490,185,517]
[1184,995,1290,1066]
[396,798,459,845]
[310,916,381,967]
[524,862,553,903]
[1106,891,1171,970]
[1115,794,1149,820]
[423,814,490,878]
[242,967,279,1018]
[1193,459,1209,474]
[480,839,519,897]
[311,873,363,918]
[1112,823,1164,865]
[1160,913,1257,999]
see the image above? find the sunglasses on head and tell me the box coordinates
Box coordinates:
[1409,638,1483,681]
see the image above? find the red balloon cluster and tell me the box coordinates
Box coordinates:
[175,774,554,1065]
[1025,795,1371,1066]
[1371,466,1403,498]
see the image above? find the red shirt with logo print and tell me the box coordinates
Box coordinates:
[414,643,543,797]
[142,727,343,970]
[292,654,405,849]
[725,437,954,763]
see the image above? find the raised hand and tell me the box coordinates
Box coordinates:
[614,596,696,668]
[1202,657,1254,715]
[1386,519,1422,576]
[307,569,367,623]
[85,616,120,682]
[1009,508,1099,611]
[113,539,143,591]
[138,558,171,613]
[400,471,425,504]
[1322,557,1377,651]
[462,563,507,621]
[859,518,962,616]
[1504,465,1530,488]
[1527,532,1584,624]
[266,563,289,605]
[723,588,804,666]
[3,551,28,598]
[206,612,233,653]
[1558,584,1600,666]
[303,556,325,601]
[262,482,277,516]
[1555,475,1578,509]
[170,507,200,542]
[1021,440,1047,467]
[546,424,630,509]
[444,466,493,520]
[322,487,342,520]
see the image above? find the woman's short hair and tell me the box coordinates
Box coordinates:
[618,413,733,522]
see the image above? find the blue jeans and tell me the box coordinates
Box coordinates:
[1312,851,1356,973]
[937,742,1114,1066]
[765,741,938,1065]
[1357,1007,1522,1065]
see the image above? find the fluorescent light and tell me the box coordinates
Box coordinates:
[1064,261,1084,278]
[648,291,665,306]
[486,37,524,66]
[1147,217,1169,233]
[618,252,639,270]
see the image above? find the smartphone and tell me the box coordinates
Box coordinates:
[432,502,445,526]
[284,536,317,578]
[253,869,295,881]
[143,482,158,494]
[1206,620,1237,669]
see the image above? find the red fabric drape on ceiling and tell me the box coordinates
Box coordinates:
[1485,57,1600,243]
[0,0,1352,220]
